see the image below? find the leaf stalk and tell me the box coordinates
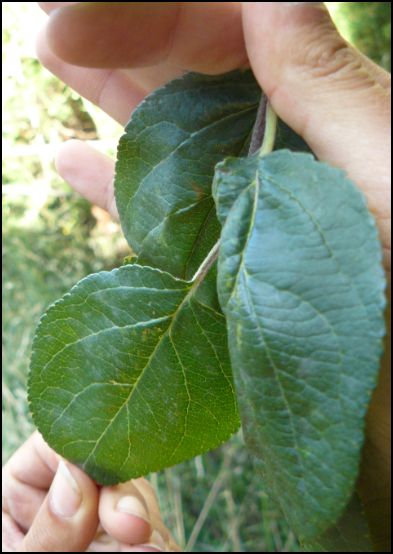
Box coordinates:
[248,92,277,156]
[260,103,278,156]
[191,240,220,283]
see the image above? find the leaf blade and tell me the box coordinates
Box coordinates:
[115,70,314,281]
[214,150,386,540]
[115,70,261,279]
[29,264,239,485]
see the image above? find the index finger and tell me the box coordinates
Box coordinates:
[40,2,247,74]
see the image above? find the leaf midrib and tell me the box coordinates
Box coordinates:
[80,267,217,471]
[224,171,312,511]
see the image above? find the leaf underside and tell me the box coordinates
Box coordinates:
[302,493,373,552]
[29,264,238,485]
[214,150,386,542]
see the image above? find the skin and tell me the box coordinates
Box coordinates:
[2,432,180,551]
[3,2,391,551]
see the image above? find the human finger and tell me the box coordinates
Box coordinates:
[36,29,147,125]
[18,460,99,552]
[99,478,180,551]
[2,433,60,531]
[42,2,246,74]
[55,140,118,219]
[98,481,151,546]
[39,1,79,11]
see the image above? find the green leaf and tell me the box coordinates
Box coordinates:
[114,71,313,281]
[28,264,238,485]
[214,150,386,541]
[302,494,373,552]
[114,70,261,280]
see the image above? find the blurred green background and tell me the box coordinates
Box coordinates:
[2,2,391,552]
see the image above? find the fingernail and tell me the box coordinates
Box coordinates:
[116,495,150,523]
[49,460,82,518]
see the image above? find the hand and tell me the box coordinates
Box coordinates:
[36,2,391,550]
[2,432,180,552]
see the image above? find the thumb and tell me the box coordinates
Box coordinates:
[18,460,99,552]
[243,2,391,263]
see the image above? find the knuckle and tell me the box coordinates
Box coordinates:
[296,23,371,88]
